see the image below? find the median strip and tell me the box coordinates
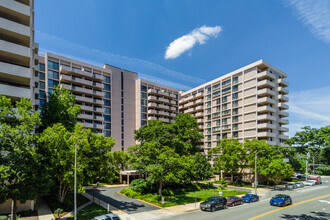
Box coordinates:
[248,194,330,220]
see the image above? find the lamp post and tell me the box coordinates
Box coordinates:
[306,152,310,181]
[255,150,265,196]
[74,141,77,220]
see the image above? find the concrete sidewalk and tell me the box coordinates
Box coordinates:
[37,197,54,220]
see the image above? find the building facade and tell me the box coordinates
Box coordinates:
[179,60,289,154]
[0,0,38,104]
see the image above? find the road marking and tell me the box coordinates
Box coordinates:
[248,194,330,220]
[296,185,329,193]
[319,200,330,204]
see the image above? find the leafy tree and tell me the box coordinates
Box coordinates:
[40,85,81,131]
[0,96,51,220]
[129,113,209,196]
[113,150,131,171]
[39,123,116,202]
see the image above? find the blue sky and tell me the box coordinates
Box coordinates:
[35,0,330,137]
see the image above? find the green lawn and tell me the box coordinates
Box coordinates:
[67,203,108,220]
[120,187,246,207]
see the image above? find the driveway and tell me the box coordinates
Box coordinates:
[86,187,160,214]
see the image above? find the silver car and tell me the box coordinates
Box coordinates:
[304,180,315,186]
[93,214,121,220]
[295,182,304,188]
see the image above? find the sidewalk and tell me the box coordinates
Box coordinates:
[37,197,54,220]
[85,184,129,190]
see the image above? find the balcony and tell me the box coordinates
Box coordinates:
[159,118,170,123]
[279,127,289,132]
[0,17,30,44]
[75,95,93,104]
[279,111,289,117]
[257,88,276,97]
[257,123,276,129]
[181,92,204,103]
[60,65,97,79]
[0,39,30,67]
[197,118,204,123]
[94,116,104,121]
[0,61,30,85]
[94,124,104,130]
[258,97,276,105]
[278,95,289,102]
[80,105,93,112]
[195,112,203,118]
[257,114,276,121]
[279,134,289,140]
[0,1,30,17]
[258,71,276,80]
[278,103,289,109]
[278,87,289,95]
[257,79,276,88]
[0,83,30,99]
[148,116,157,120]
[185,105,203,114]
[258,106,276,113]
[77,114,93,120]
[258,132,276,138]
[266,140,277,146]
[277,79,289,87]
[183,98,203,108]
[82,123,93,129]
[279,119,289,124]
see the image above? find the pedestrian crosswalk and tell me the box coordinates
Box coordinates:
[296,185,329,193]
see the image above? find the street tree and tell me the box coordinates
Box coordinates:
[0,95,51,220]
[40,85,81,131]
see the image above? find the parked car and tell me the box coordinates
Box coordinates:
[286,183,296,189]
[296,174,306,180]
[295,182,304,188]
[304,180,316,186]
[241,194,259,203]
[270,194,292,207]
[226,196,243,207]
[93,214,121,220]
[200,196,227,212]
[308,176,322,184]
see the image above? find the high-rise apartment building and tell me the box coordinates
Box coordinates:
[0,0,38,104]
[179,60,289,154]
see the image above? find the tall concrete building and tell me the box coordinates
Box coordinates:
[179,60,289,154]
[0,0,38,104]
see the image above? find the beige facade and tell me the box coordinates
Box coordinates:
[179,60,289,154]
[0,0,38,104]
[135,79,179,129]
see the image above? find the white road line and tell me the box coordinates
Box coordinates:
[296,186,329,193]
[318,200,330,204]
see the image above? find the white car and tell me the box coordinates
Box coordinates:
[93,214,121,220]
[304,180,315,186]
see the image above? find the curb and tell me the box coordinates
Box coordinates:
[117,191,163,209]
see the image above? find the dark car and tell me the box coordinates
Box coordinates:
[200,196,227,212]
[226,196,243,207]
[270,194,292,207]
[241,194,259,203]
[296,174,306,180]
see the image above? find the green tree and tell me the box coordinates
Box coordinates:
[0,96,51,220]
[39,123,116,202]
[40,85,81,131]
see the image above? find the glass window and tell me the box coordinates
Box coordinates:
[222,118,227,124]
[39,72,45,80]
[104,107,111,114]
[222,79,231,86]
[222,96,228,102]
[233,100,239,107]
[232,116,238,123]
[212,91,220,96]
[207,87,211,94]
[141,85,147,92]
[38,63,45,71]
[104,76,111,83]
[104,100,111,106]
[141,120,147,126]
[207,94,211,101]
[212,83,220,90]
[104,115,111,122]
[104,130,111,137]
[39,90,46,99]
[141,106,147,113]
[232,108,238,115]
[141,99,147,106]
[48,88,53,95]
[233,76,239,84]
[48,61,59,70]
[141,113,147,120]
[233,93,238,100]
[222,87,231,93]
[207,101,211,107]
[222,104,227,110]
[104,92,111,99]
[232,85,238,92]
[141,92,147,99]
[48,79,59,88]
[105,123,111,129]
[104,84,111,91]
[48,70,59,80]
[216,98,221,104]
[39,99,45,107]
[39,81,45,89]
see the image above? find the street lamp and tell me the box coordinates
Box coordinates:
[255,150,266,196]
[74,138,82,220]
[306,152,310,181]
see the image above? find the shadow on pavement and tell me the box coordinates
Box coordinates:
[280,211,330,220]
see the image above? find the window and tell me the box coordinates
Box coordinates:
[222,110,230,116]
[212,83,220,90]
[104,84,111,91]
[233,76,239,84]
[216,106,220,112]
[233,100,238,107]
[216,98,221,104]
[141,120,147,126]
[141,85,147,92]
[48,61,59,70]
[207,108,211,114]
[104,76,111,83]
[141,113,147,120]
[39,90,46,99]
[212,112,221,117]
[39,72,45,80]
[104,100,111,106]
[216,119,221,125]
[39,99,45,107]
[207,87,211,94]
[232,93,238,100]
[39,64,45,71]
[48,79,59,88]
[207,121,211,127]
[48,70,59,79]
[104,115,111,122]
[141,92,147,99]
[141,106,147,113]
[222,118,228,125]
[207,94,211,101]
[233,131,238,138]
[39,81,45,89]
[232,108,238,115]
[104,92,111,99]
[222,87,231,93]
[104,130,111,137]
[48,88,53,95]
[222,96,228,102]
[222,133,228,139]
[232,85,238,92]
[232,116,238,123]
[222,104,227,110]
[141,99,147,106]
[105,123,111,129]
[212,91,220,96]
[222,79,231,86]
[104,107,111,114]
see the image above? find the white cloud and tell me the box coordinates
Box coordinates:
[288,0,330,43]
[36,31,206,89]
[288,86,330,137]
[164,25,222,59]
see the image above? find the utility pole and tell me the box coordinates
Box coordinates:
[255,152,257,196]
[313,157,315,175]
[74,141,77,220]
[306,152,310,181]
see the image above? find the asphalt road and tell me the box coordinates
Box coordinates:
[86,187,160,214]
[161,177,330,220]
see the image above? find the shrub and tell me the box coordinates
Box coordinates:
[0,215,11,220]
[130,179,149,193]
[162,188,175,196]
[266,180,277,186]
[121,188,141,198]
